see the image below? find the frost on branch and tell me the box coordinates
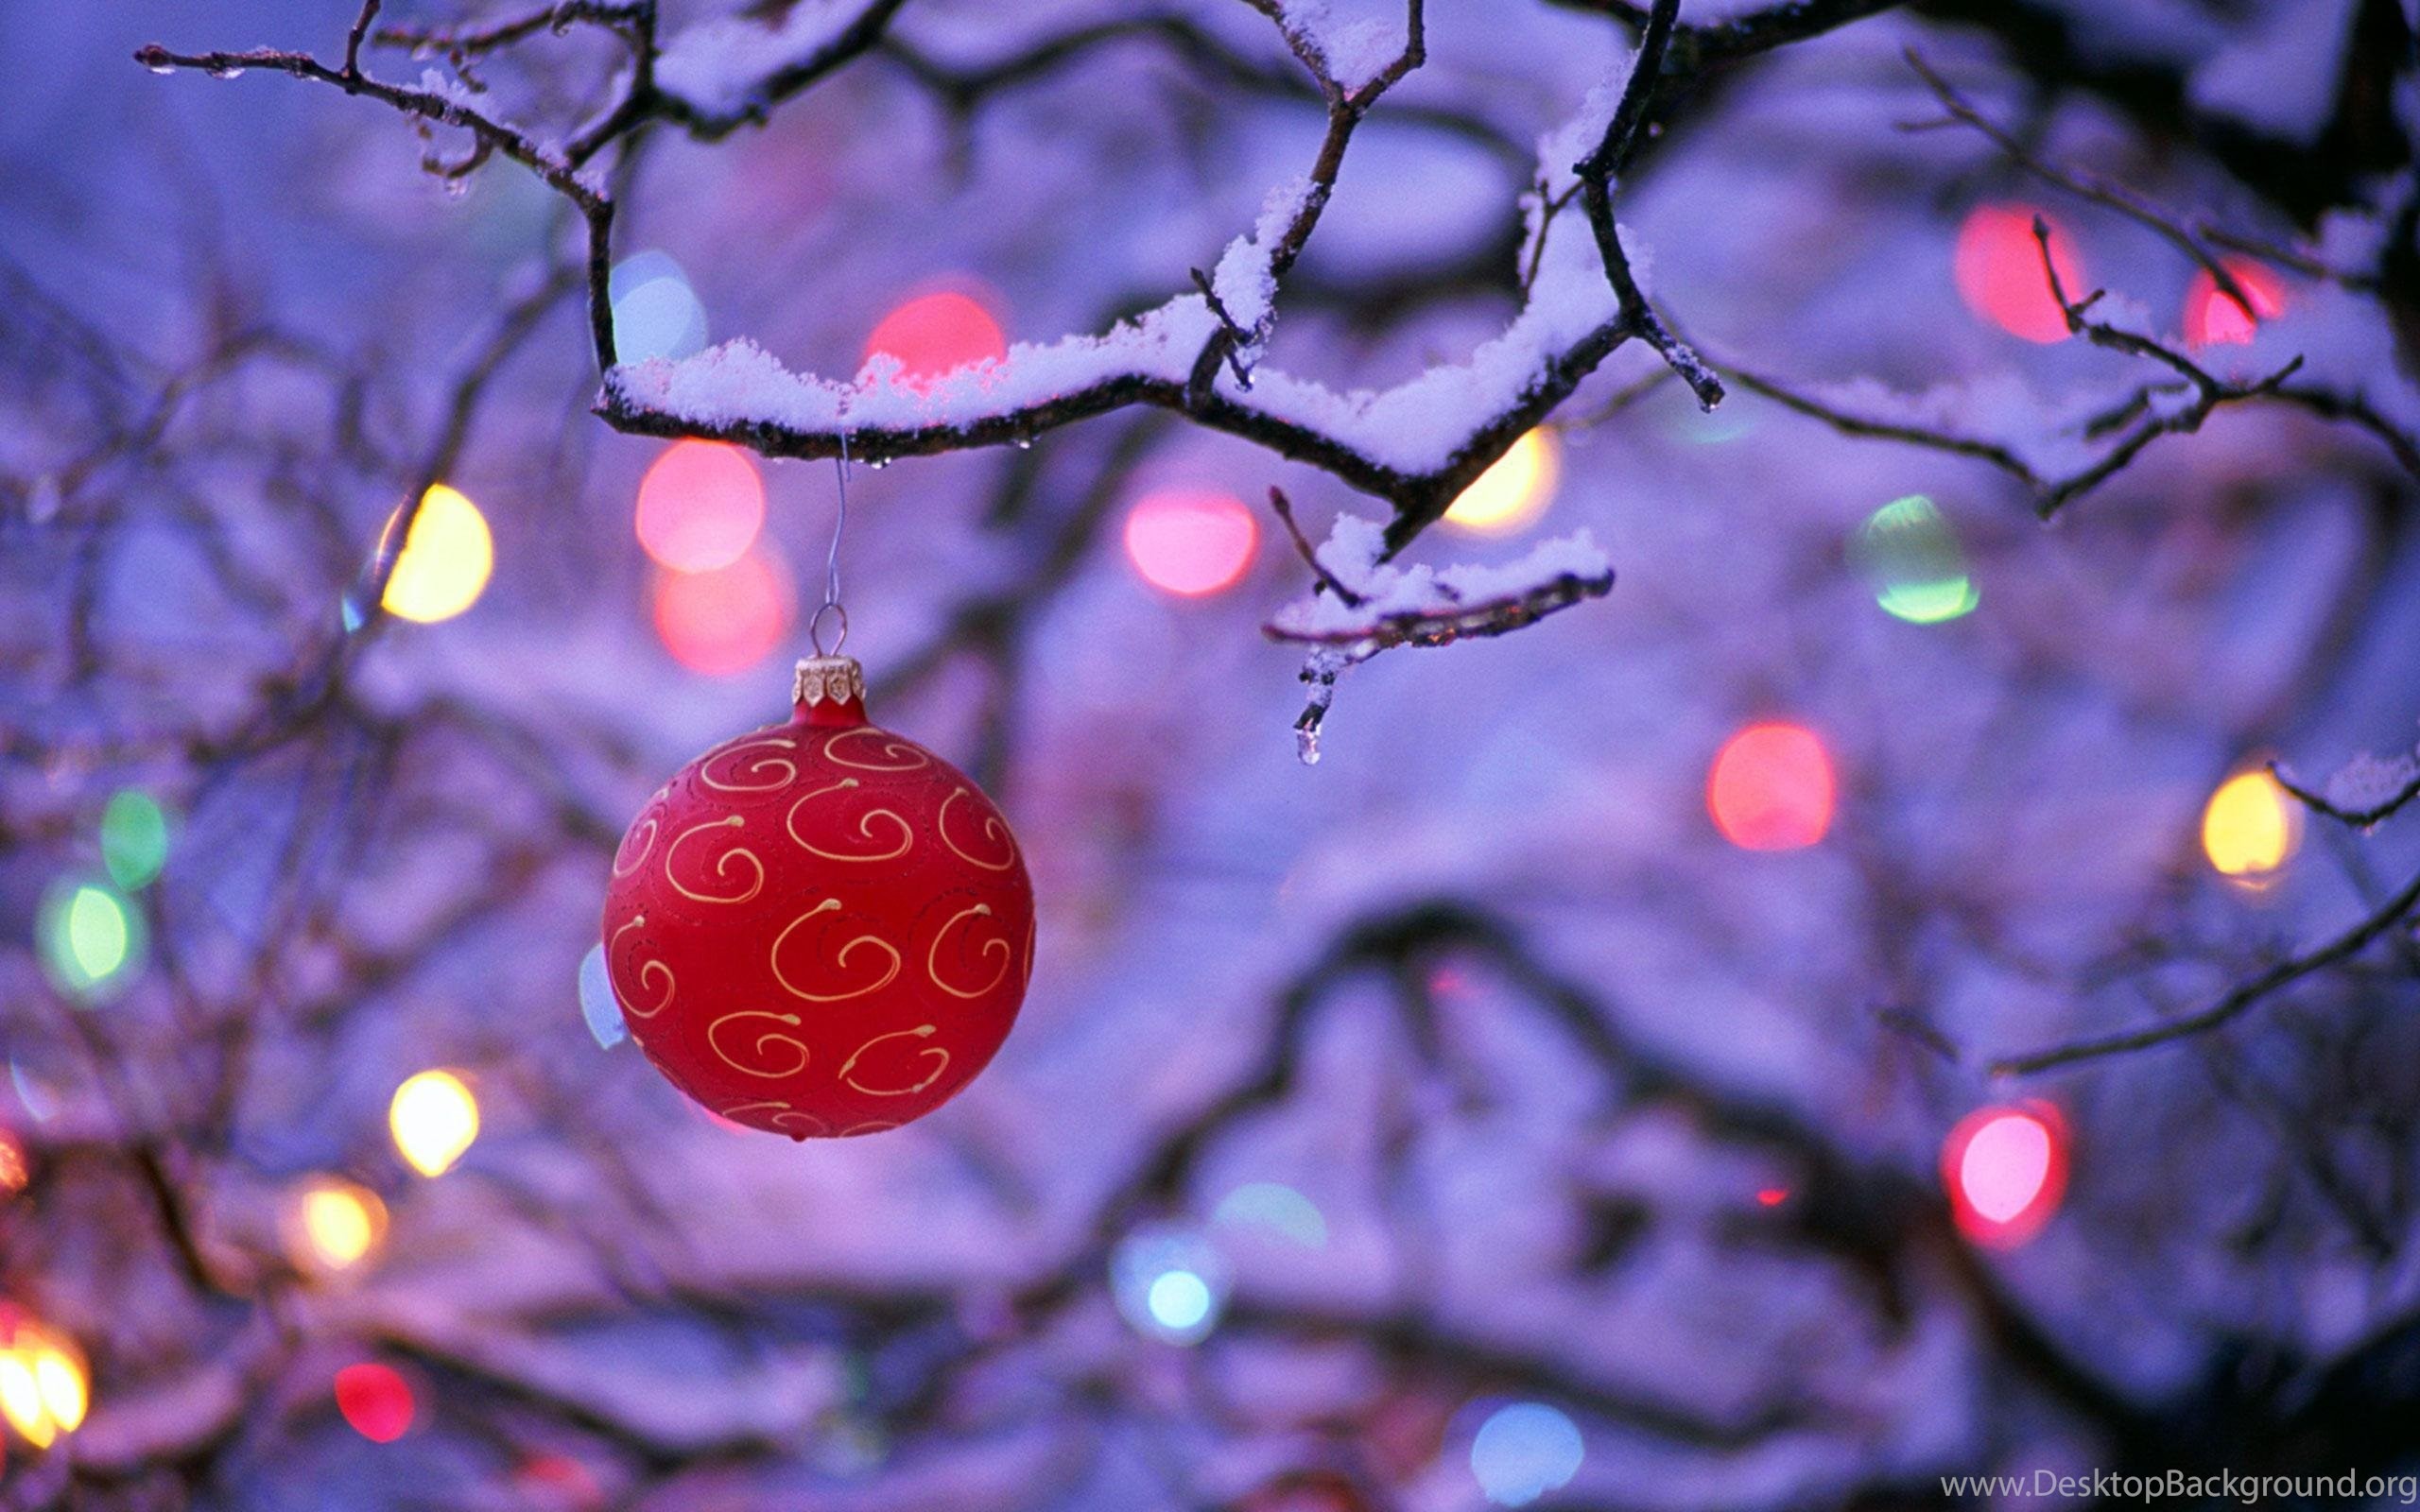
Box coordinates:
[1268,510,1616,764]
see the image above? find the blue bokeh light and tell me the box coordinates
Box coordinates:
[578,943,627,1049]
[1470,1401,1584,1506]
[1110,1226,1230,1346]
[610,250,710,365]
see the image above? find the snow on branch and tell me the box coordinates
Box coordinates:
[2275,734,2420,830]
[650,0,907,130]
[1264,497,1615,763]
[600,198,1629,542]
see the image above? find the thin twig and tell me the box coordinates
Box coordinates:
[1994,861,2420,1074]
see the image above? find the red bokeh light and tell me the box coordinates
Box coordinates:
[635,440,765,574]
[862,290,1007,385]
[1707,722,1836,850]
[1755,1187,1789,1208]
[1954,204,2084,344]
[334,1362,416,1443]
[1942,1103,2068,1248]
[2183,259,2288,348]
[1123,490,1258,596]
[652,546,793,676]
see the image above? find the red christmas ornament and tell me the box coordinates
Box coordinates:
[601,656,1033,1139]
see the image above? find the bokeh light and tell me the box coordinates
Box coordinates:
[284,1177,389,1276]
[1707,723,1836,851]
[1954,204,2083,343]
[0,1126,26,1194]
[2183,259,2288,348]
[37,878,144,1002]
[99,789,169,889]
[334,1362,415,1443]
[653,546,793,676]
[1849,494,1978,624]
[390,1070,479,1177]
[0,1319,86,1451]
[578,943,627,1049]
[863,289,1006,385]
[1444,428,1559,534]
[8,1061,60,1125]
[1942,1103,2067,1247]
[516,1452,606,1507]
[1110,1226,1230,1346]
[380,484,493,624]
[1124,490,1258,596]
[1469,1401,1584,1506]
[609,249,709,365]
[2202,768,2301,880]
[1211,1182,1328,1248]
[635,439,765,573]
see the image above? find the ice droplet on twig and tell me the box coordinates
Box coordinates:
[1294,726,1321,765]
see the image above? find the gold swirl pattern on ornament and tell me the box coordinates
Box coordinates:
[822,727,932,772]
[707,1010,812,1078]
[1022,910,1038,988]
[611,814,659,878]
[720,1100,833,1138]
[838,1120,900,1138]
[927,903,1011,1000]
[771,898,903,1003]
[785,778,913,863]
[609,912,673,1019]
[700,735,800,793]
[666,815,766,904]
[839,1025,949,1097]
[937,787,1019,871]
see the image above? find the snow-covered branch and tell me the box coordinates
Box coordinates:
[1266,507,1615,762]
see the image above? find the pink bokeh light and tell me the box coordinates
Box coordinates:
[1954,204,2084,344]
[652,545,793,676]
[1707,722,1836,851]
[334,1362,416,1443]
[635,440,766,574]
[863,289,1007,385]
[1124,490,1258,597]
[1942,1103,2068,1248]
[2183,259,2289,347]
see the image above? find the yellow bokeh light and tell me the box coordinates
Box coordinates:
[389,1070,479,1177]
[2202,769,2301,878]
[285,1177,389,1275]
[0,1351,48,1447]
[381,484,493,624]
[1444,428,1560,534]
[33,1349,84,1433]
[0,1323,85,1449]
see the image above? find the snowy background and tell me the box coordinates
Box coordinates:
[4,0,2420,1507]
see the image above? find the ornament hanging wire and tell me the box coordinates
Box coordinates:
[811,435,851,656]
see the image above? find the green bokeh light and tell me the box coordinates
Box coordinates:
[37,878,145,1003]
[99,789,169,889]
[1851,494,1979,624]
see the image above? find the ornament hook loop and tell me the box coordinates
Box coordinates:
[808,600,849,657]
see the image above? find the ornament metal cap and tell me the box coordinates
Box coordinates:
[793,655,865,710]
